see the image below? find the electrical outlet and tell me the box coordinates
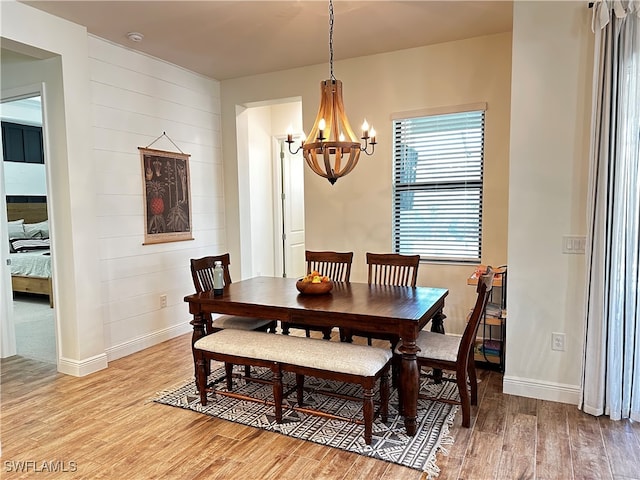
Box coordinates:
[552,332,565,351]
[160,294,167,308]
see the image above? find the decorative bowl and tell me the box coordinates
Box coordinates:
[296,279,333,295]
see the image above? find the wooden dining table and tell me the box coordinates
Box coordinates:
[184,276,448,436]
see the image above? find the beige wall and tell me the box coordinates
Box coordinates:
[505,1,592,403]
[221,32,512,335]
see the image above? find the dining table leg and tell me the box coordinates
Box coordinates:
[190,312,206,390]
[430,310,446,334]
[430,310,447,383]
[398,337,419,436]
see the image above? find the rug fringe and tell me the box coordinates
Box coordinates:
[422,405,458,479]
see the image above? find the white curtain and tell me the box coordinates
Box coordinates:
[581,0,640,421]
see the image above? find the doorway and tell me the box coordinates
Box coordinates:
[240,100,306,280]
[1,92,57,364]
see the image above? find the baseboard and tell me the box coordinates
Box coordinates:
[55,322,192,376]
[503,374,580,405]
[105,322,192,362]
[58,353,108,377]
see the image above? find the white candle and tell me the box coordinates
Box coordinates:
[361,119,369,138]
[318,118,326,140]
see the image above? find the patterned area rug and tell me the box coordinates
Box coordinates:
[154,365,458,477]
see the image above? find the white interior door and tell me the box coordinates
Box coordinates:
[274,138,305,279]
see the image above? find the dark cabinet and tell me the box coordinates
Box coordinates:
[1,121,44,164]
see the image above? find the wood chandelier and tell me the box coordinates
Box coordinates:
[286,0,376,185]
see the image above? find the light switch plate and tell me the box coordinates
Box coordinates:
[562,235,586,254]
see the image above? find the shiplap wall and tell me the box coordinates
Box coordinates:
[89,36,225,360]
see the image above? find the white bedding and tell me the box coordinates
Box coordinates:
[10,250,51,278]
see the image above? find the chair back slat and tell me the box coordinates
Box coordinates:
[306,250,353,282]
[458,268,496,359]
[366,252,420,287]
[190,254,233,293]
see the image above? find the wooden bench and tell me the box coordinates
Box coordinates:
[193,329,392,445]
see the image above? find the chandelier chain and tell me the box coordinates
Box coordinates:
[329,0,335,81]
[285,0,376,184]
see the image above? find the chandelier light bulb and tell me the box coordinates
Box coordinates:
[318,118,327,140]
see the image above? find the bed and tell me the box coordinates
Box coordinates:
[7,202,53,307]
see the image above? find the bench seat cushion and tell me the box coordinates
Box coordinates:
[195,330,392,377]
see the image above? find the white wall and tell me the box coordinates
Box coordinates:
[247,106,275,277]
[3,164,46,196]
[221,32,512,336]
[88,36,224,361]
[505,1,592,403]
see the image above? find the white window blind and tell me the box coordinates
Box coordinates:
[392,109,485,262]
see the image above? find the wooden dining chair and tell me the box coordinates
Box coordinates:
[191,254,278,380]
[190,254,277,335]
[281,250,353,340]
[366,252,420,288]
[306,250,354,283]
[341,252,420,345]
[397,268,495,427]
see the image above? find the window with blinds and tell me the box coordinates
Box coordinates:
[392,109,485,263]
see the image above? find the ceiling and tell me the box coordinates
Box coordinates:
[18,1,513,81]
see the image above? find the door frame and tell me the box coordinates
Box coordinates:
[272,137,286,277]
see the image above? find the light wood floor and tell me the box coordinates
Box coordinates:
[2,333,640,479]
